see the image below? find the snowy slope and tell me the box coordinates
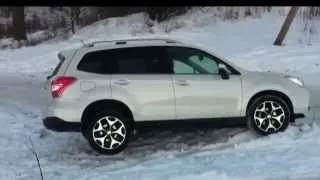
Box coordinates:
[1,9,320,180]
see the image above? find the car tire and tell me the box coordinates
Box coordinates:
[81,125,88,140]
[247,95,291,136]
[85,110,132,155]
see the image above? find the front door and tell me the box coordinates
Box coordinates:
[166,46,242,119]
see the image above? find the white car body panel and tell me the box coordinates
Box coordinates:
[111,74,175,121]
[240,71,310,116]
[172,74,242,119]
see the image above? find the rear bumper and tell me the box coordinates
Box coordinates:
[43,117,81,132]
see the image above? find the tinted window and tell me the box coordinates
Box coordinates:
[113,46,169,74]
[117,57,146,74]
[77,50,114,74]
[77,46,170,74]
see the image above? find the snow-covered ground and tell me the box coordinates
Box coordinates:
[1,9,320,180]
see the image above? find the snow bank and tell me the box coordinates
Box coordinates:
[27,30,55,46]
[0,37,13,48]
[71,13,154,42]
[0,30,55,49]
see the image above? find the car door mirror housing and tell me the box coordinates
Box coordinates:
[218,63,230,80]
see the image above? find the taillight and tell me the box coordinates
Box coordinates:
[51,76,76,98]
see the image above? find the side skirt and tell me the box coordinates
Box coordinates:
[134,117,247,131]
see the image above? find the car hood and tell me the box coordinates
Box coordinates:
[244,69,286,77]
[247,69,300,77]
[244,70,305,82]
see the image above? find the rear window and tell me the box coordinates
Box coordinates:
[77,46,170,74]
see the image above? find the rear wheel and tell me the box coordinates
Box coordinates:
[85,110,132,155]
[247,95,291,136]
[81,122,88,139]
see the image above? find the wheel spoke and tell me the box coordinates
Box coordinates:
[264,101,272,113]
[113,126,126,137]
[94,135,107,148]
[272,113,284,125]
[266,119,276,132]
[109,135,121,149]
[106,116,118,126]
[257,102,266,111]
[93,119,104,133]
[255,116,267,128]
[271,102,281,111]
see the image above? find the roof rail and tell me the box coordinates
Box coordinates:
[82,38,183,47]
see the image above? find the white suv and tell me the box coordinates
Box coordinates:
[43,38,310,155]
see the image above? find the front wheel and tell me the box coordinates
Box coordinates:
[247,95,291,136]
[85,110,132,155]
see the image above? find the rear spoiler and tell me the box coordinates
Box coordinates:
[57,52,66,61]
[46,52,67,80]
[46,49,77,80]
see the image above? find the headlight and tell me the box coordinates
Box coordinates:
[286,76,304,87]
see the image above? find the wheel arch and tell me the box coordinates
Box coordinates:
[245,90,294,121]
[81,99,135,129]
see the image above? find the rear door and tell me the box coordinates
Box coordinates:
[110,46,175,121]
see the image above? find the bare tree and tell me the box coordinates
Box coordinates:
[0,7,10,18]
[274,7,299,46]
[63,7,85,34]
[145,7,189,22]
[12,6,27,41]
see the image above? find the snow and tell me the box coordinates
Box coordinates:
[1,8,320,180]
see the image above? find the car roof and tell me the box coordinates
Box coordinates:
[80,38,184,48]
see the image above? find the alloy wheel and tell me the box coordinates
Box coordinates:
[253,100,285,133]
[92,116,126,150]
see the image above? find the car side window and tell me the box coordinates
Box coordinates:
[77,50,113,74]
[77,46,170,74]
[166,46,220,75]
[113,46,170,74]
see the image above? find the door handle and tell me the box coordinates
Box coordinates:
[176,80,189,86]
[114,79,130,85]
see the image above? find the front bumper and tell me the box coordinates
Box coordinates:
[294,113,306,119]
[292,105,310,121]
[43,117,81,132]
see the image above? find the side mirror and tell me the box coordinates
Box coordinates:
[218,63,230,80]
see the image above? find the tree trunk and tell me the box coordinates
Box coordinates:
[12,6,27,41]
[273,7,299,46]
[71,14,75,34]
[267,6,272,12]
[73,7,81,26]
